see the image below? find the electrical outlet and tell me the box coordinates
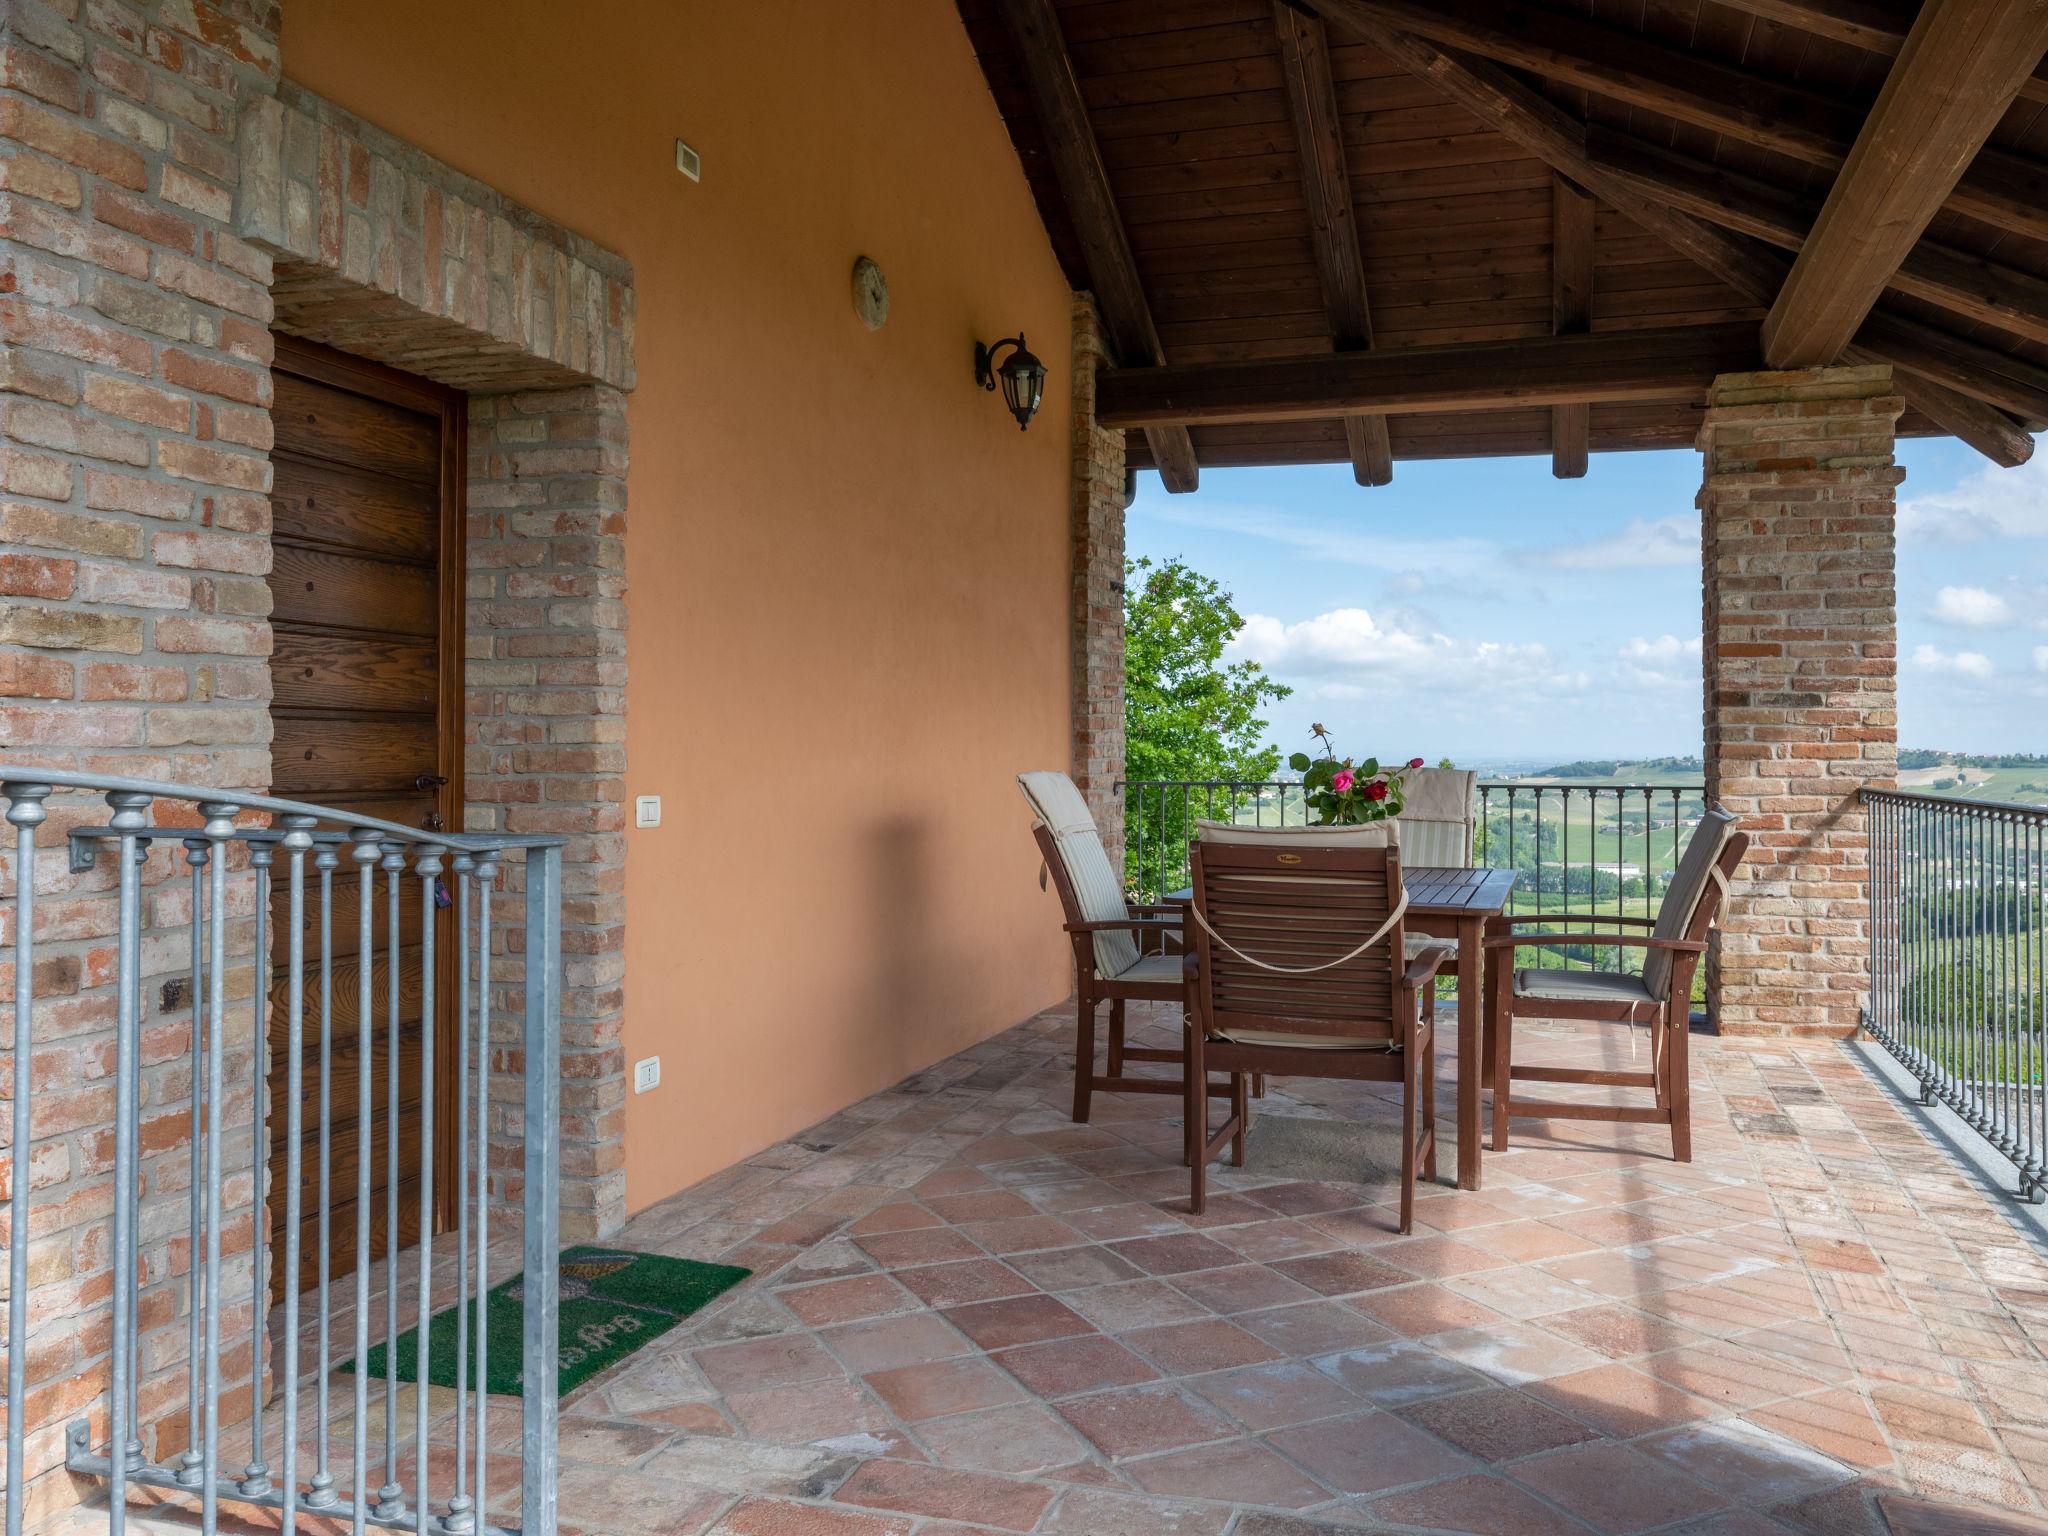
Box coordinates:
[635,795,662,828]
[633,1056,661,1094]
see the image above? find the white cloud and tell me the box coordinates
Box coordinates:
[1909,643,1994,680]
[1899,448,2048,542]
[1228,607,1584,696]
[1526,515,1698,571]
[1928,585,2013,628]
[1618,634,1703,689]
[2035,645,2048,673]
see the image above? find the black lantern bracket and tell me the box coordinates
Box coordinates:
[974,333,1048,430]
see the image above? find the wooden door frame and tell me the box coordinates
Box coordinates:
[270,332,468,1237]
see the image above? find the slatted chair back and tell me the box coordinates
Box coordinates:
[1188,835,1406,1046]
[1394,767,1477,869]
[1641,805,1740,1003]
[1019,770,1136,977]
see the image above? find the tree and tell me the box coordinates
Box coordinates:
[1123,556,1289,895]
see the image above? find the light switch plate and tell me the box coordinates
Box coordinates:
[635,795,662,828]
[634,1056,661,1094]
[675,139,701,182]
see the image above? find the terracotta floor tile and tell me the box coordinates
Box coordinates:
[1311,1338,1492,1407]
[709,1498,916,1534]
[1005,1244,1143,1292]
[1209,1218,1346,1264]
[1062,1276,1214,1332]
[696,1334,846,1394]
[1512,1441,1727,1534]
[995,1334,1161,1399]
[1636,1341,1828,1410]
[722,1378,894,1444]
[1121,1317,1283,1377]
[1542,1302,1707,1362]
[916,1402,1093,1476]
[1125,1436,1328,1508]
[849,1204,942,1237]
[864,1356,1024,1421]
[1248,1181,1373,1217]
[1168,1262,1320,1315]
[831,1459,1051,1532]
[923,1191,1037,1224]
[1369,1471,1597,1536]
[1746,1390,1894,1472]
[958,1215,1086,1255]
[944,1293,1095,1351]
[1378,1234,1511,1280]
[1399,1386,1604,1463]
[1527,1364,1722,1440]
[853,1228,985,1269]
[1642,1417,1860,1506]
[1269,1408,1471,1494]
[1271,1250,1411,1297]
[1187,1359,1361,1432]
[1109,1233,1243,1276]
[778,1273,921,1328]
[1038,1487,1234,1535]
[1420,1321,1609,1386]
[1878,1492,2048,1535]
[892,1259,1035,1309]
[1235,1299,1392,1357]
[820,1312,974,1374]
[1060,1201,1190,1242]
[1346,1280,1507,1339]
[1055,1384,1238,1459]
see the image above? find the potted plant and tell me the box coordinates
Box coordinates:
[1289,725,1425,826]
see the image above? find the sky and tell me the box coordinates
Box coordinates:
[1126,434,2048,768]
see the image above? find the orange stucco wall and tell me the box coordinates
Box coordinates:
[280,1,1077,1212]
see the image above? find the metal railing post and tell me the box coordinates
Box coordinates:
[520,845,562,1536]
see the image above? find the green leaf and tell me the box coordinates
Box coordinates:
[1360,757,1379,777]
[1287,752,1311,773]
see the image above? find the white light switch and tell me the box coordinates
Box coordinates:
[635,795,662,828]
[634,1057,661,1094]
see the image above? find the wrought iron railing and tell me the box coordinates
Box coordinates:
[1864,788,2045,1203]
[1121,778,1707,977]
[3,768,563,1536]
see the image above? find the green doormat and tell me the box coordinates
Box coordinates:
[348,1247,749,1397]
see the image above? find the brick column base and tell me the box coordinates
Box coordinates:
[1698,365,1902,1038]
[1070,294,1127,868]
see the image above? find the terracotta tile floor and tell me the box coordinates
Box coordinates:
[132,1000,2048,1536]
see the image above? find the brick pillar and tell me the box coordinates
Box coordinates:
[1698,365,1902,1038]
[467,385,630,1239]
[1069,294,1126,868]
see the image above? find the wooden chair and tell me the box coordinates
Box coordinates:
[1484,807,1747,1162]
[1181,827,1450,1233]
[1020,771,1230,1128]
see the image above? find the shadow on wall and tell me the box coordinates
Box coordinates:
[861,814,955,1080]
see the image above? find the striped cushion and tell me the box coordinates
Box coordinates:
[1393,768,1475,868]
[1641,807,1738,1003]
[1019,771,1137,978]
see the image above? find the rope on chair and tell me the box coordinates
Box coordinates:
[1187,892,1409,975]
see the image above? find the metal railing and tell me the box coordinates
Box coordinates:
[1864,788,2045,1202]
[3,768,564,1536]
[1122,778,1707,975]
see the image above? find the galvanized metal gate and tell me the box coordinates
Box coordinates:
[2,769,563,1536]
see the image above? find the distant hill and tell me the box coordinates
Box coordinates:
[1899,749,2048,770]
[1532,755,1703,779]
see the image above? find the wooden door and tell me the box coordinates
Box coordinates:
[266,335,464,1296]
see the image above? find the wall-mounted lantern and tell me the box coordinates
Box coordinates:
[974,334,1047,430]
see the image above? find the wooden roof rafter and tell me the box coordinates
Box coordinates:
[1271,1,1393,487]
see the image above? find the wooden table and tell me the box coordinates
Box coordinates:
[1167,864,1517,1191]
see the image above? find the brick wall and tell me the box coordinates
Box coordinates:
[1698,364,1902,1038]
[1068,295,1126,867]
[466,386,629,1241]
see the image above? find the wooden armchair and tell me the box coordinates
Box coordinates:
[1181,828,1451,1233]
[1484,807,1747,1162]
[1019,771,1228,1126]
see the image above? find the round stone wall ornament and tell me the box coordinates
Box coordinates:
[852,255,889,330]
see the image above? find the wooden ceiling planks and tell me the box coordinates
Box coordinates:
[958,0,2048,470]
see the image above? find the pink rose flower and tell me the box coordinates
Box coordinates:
[1331,768,1355,793]
[1364,779,1390,802]
[1408,757,1426,769]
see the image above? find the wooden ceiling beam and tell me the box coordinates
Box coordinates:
[1712,0,2048,107]
[1272,2,1393,487]
[1762,0,2048,369]
[1301,5,2035,466]
[1309,0,2048,246]
[1587,129,2048,349]
[1096,322,1763,429]
[990,0,1199,492]
[1550,176,1595,479]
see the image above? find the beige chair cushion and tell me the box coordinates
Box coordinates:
[1514,968,1656,1007]
[1640,806,1738,1003]
[1195,819,1396,847]
[1393,768,1476,869]
[1019,771,1136,978]
[1208,1027,1399,1051]
[1111,951,1184,985]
